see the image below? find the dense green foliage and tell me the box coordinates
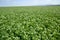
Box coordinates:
[0,6,60,40]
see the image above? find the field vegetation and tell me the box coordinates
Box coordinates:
[0,6,60,40]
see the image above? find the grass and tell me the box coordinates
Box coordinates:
[0,6,60,40]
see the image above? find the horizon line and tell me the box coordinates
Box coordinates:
[0,4,60,7]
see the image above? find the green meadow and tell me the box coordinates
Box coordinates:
[0,6,60,40]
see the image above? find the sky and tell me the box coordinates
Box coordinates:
[0,0,60,6]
